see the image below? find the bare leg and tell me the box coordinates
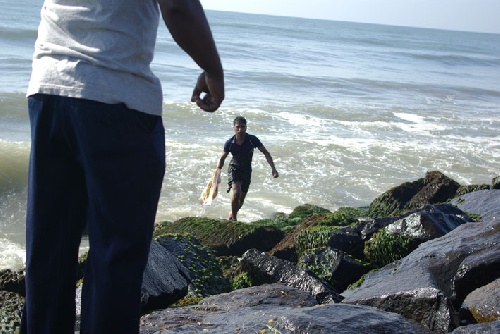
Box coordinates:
[230,182,247,221]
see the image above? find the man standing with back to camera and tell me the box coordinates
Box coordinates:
[21,0,224,333]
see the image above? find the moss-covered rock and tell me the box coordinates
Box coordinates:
[295,226,337,258]
[155,234,231,297]
[492,176,500,189]
[288,204,331,220]
[270,207,367,263]
[368,170,461,219]
[455,184,490,197]
[298,247,371,293]
[0,269,25,296]
[0,291,24,334]
[363,228,419,268]
[231,272,254,290]
[154,217,284,256]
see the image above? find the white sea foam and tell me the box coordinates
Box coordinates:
[0,237,25,271]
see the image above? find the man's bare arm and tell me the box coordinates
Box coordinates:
[258,146,279,178]
[158,0,224,111]
[217,151,229,169]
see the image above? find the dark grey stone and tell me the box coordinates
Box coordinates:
[342,219,500,333]
[140,284,431,334]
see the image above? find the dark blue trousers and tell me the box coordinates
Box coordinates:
[22,94,165,334]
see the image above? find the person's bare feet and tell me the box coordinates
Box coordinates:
[228,212,236,221]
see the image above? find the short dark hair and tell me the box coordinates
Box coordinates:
[233,116,247,125]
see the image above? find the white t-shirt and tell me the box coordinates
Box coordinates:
[27,0,163,116]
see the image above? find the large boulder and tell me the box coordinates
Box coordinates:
[141,239,190,311]
[460,279,500,324]
[298,247,371,293]
[385,204,470,240]
[368,171,461,218]
[364,204,470,267]
[0,291,24,334]
[154,217,285,256]
[0,269,25,296]
[270,207,364,263]
[450,189,500,223]
[140,284,431,334]
[155,234,231,297]
[0,269,25,334]
[269,217,314,263]
[342,219,500,333]
[451,320,500,333]
[492,176,500,189]
[240,248,343,304]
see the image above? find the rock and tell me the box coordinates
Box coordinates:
[492,176,500,189]
[154,217,285,256]
[451,189,500,223]
[240,248,343,304]
[0,291,24,334]
[141,239,190,311]
[368,171,461,218]
[455,184,490,197]
[288,204,331,220]
[75,285,82,331]
[0,269,25,297]
[200,283,318,311]
[461,279,500,323]
[342,219,500,333]
[451,320,500,333]
[270,214,384,263]
[140,284,431,334]
[155,234,231,297]
[452,242,500,306]
[269,218,312,263]
[326,225,367,260]
[363,204,471,268]
[385,204,470,240]
[322,217,396,261]
[274,203,469,269]
[270,207,365,263]
[298,247,370,293]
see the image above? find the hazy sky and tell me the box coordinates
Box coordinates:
[200,0,500,34]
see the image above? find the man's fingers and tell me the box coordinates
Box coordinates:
[191,72,206,102]
[191,71,224,112]
[196,93,220,112]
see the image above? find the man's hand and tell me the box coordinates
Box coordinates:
[272,169,279,178]
[191,71,224,112]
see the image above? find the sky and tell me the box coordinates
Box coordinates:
[200,0,500,34]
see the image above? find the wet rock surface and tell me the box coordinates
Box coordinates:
[240,248,343,304]
[450,189,500,223]
[460,279,500,324]
[140,284,431,334]
[342,219,500,333]
[368,170,461,218]
[141,239,190,310]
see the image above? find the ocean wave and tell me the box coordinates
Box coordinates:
[0,140,30,193]
[0,237,25,270]
[408,51,500,67]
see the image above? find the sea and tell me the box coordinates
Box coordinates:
[1,0,499,270]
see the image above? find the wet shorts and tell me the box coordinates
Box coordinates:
[227,165,251,193]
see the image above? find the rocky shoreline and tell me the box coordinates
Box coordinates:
[1,171,499,333]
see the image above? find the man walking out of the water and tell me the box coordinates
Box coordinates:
[217,116,278,221]
[22,0,223,333]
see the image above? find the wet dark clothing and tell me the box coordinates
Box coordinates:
[224,134,262,193]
